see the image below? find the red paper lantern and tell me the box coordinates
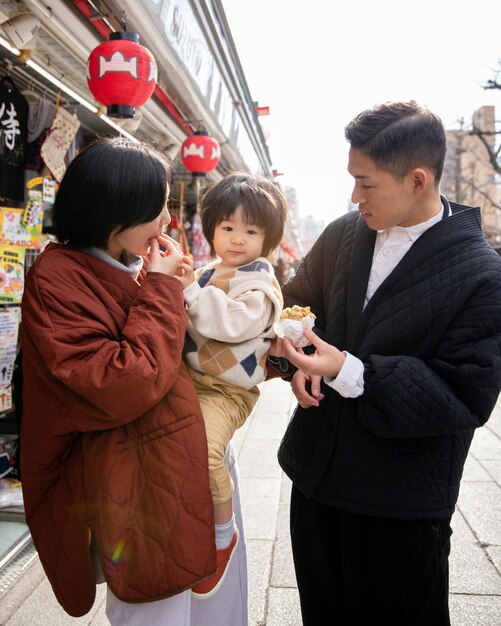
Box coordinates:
[87,31,157,118]
[181,130,220,175]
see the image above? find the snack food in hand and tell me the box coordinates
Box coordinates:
[280,305,315,321]
[274,305,316,347]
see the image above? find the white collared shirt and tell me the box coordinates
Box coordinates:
[326,204,447,398]
[84,247,144,279]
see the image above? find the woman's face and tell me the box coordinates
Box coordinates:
[105,202,171,261]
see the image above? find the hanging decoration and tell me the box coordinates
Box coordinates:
[181,130,220,176]
[181,129,221,215]
[40,106,81,182]
[191,213,211,268]
[86,30,157,119]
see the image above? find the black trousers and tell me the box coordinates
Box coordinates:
[290,486,452,626]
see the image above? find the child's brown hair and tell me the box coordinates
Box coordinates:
[200,172,288,257]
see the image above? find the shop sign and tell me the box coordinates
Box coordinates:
[144,0,260,173]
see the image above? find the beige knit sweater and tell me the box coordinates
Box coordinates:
[184,257,283,389]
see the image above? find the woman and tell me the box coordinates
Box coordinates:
[20,137,227,624]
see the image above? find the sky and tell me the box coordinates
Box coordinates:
[222,0,501,225]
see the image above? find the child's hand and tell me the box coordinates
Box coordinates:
[269,337,286,358]
[147,236,182,276]
[174,254,195,289]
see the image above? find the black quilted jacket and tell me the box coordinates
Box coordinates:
[278,200,501,519]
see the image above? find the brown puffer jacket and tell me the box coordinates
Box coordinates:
[20,244,216,617]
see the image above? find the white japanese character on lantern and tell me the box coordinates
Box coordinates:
[0,102,20,150]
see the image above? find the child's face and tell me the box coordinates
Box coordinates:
[213,205,265,266]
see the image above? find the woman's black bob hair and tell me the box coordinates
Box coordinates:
[53,136,171,248]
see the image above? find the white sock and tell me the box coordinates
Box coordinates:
[215,515,236,550]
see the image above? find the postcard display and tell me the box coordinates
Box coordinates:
[0,203,39,483]
[0,80,77,492]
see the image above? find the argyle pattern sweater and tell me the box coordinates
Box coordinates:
[184,257,283,389]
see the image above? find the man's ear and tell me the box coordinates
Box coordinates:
[410,168,428,194]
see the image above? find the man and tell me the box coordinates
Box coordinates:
[273,101,501,625]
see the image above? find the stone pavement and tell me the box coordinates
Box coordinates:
[0,377,500,625]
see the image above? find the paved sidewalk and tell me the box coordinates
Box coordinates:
[0,377,500,624]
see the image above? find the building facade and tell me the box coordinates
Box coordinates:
[442,106,501,244]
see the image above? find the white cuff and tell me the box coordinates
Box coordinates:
[183,280,201,306]
[324,351,364,398]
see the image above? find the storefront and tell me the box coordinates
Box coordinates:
[0,0,276,576]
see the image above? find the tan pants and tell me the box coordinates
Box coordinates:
[188,367,259,504]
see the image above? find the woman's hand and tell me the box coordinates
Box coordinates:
[283,327,346,379]
[146,234,183,276]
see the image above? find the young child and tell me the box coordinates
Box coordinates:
[176,172,287,598]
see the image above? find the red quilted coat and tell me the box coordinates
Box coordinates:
[20,244,216,617]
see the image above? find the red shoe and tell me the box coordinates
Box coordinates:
[192,529,239,599]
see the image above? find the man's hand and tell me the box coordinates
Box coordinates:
[283,327,346,379]
[291,370,324,408]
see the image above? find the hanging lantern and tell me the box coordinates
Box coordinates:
[86,31,157,119]
[181,130,220,176]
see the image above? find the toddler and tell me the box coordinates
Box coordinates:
[176,172,287,598]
